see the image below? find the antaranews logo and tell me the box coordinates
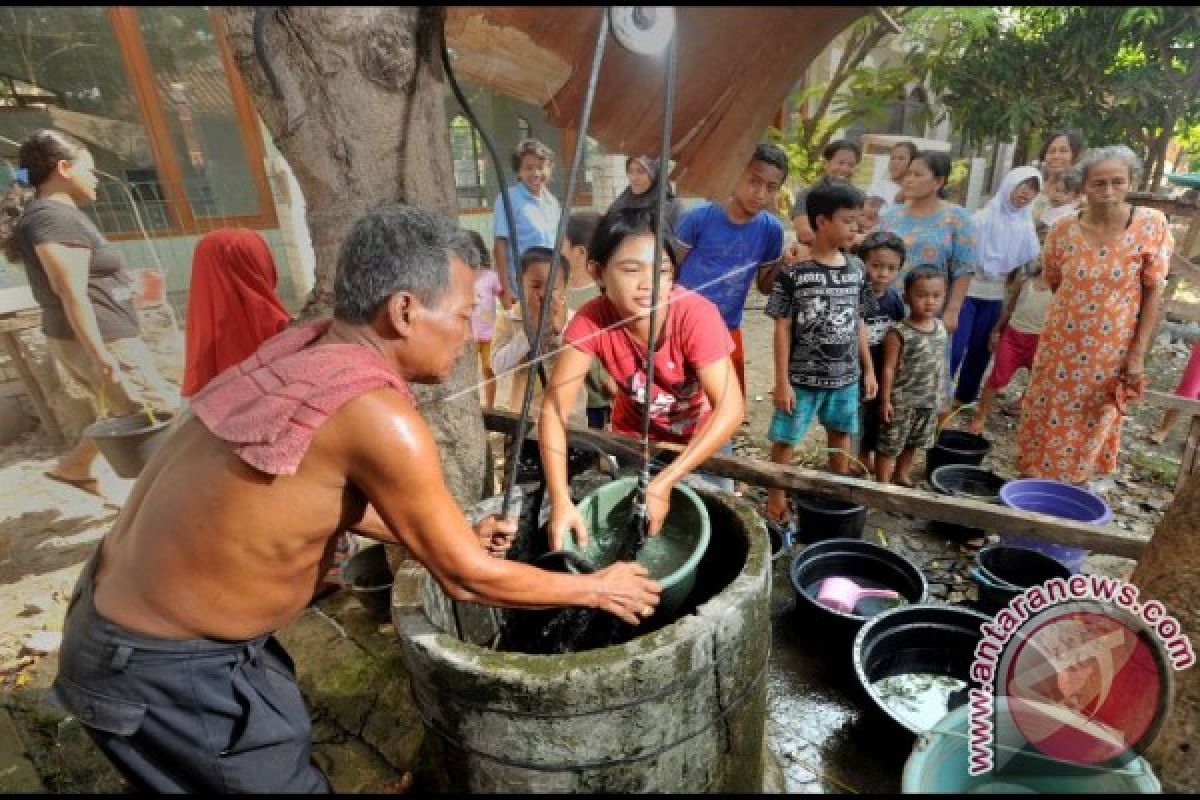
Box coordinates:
[967,574,1194,779]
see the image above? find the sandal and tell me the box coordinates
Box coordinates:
[764,516,796,559]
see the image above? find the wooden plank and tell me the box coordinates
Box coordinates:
[1165,299,1200,323]
[1180,417,1200,494]
[0,314,41,335]
[1171,252,1200,280]
[0,331,65,445]
[1145,390,1200,417]
[482,410,1149,559]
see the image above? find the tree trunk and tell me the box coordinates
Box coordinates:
[1131,472,1200,792]
[220,7,487,510]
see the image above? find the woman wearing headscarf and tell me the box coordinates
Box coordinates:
[949,166,1042,409]
[606,155,684,232]
[182,228,290,396]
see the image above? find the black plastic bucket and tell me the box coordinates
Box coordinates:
[790,540,928,643]
[853,604,990,738]
[793,493,867,543]
[927,465,1006,541]
[969,545,1071,616]
[341,542,393,621]
[925,430,990,479]
[84,410,175,479]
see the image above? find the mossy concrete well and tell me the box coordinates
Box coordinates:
[394,489,771,793]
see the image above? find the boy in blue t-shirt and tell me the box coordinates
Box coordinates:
[674,143,788,400]
[764,180,877,531]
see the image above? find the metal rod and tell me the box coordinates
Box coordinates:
[634,33,678,541]
[440,27,552,516]
[499,10,609,521]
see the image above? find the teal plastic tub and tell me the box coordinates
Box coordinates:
[903,697,1162,793]
[562,476,711,616]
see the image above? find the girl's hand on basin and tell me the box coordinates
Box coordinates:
[549,500,589,552]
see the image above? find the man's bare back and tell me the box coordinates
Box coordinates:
[93,408,368,641]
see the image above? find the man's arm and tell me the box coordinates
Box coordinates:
[335,389,660,623]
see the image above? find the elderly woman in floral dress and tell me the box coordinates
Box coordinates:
[1016,146,1174,483]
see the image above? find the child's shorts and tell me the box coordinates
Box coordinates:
[859,395,882,453]
[877,406,937,458]
[768,383,859,446]
[985,328,1039,391]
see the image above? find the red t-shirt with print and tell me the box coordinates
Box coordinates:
[564,286,735,445]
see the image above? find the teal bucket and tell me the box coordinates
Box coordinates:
[562,476,711,617]
[903,697,1162,793]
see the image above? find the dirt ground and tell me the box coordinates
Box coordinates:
[0,290,1192,791]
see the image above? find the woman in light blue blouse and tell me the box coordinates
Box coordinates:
[879,151,979,413]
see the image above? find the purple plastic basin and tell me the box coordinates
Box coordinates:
[998,479,1112,525]
[998,479,1112,573]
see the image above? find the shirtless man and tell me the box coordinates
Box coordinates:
[52,204,660,793]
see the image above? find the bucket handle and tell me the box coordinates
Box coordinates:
[95,380,160,426]
[937,402,978,433]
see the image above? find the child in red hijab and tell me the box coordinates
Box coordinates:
[182,229,291,397]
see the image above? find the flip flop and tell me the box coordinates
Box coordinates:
[764,516,796,559]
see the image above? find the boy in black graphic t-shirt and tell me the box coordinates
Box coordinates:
[764,180,877,531]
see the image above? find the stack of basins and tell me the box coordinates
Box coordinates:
[790,539,996,747]
[998,478,1112,573]
[969,544,1071,615]
[927,465,1006,541]
[924,430,990,479]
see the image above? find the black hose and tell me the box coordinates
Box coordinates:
[439,35,547,388]
[439,27,554,515]
[498,11,609,520]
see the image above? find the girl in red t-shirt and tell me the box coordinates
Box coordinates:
[539,208,744,550]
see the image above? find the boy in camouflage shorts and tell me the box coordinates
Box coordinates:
[875,267,948,486]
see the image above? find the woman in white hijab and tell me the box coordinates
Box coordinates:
[949,166,1042,410]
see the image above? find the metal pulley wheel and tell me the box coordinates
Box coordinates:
[609,6,676,56]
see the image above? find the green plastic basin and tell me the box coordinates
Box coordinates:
[562,476,711,616]
[903,697,1162,793]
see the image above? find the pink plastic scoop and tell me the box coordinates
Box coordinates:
[816,576,900,614]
